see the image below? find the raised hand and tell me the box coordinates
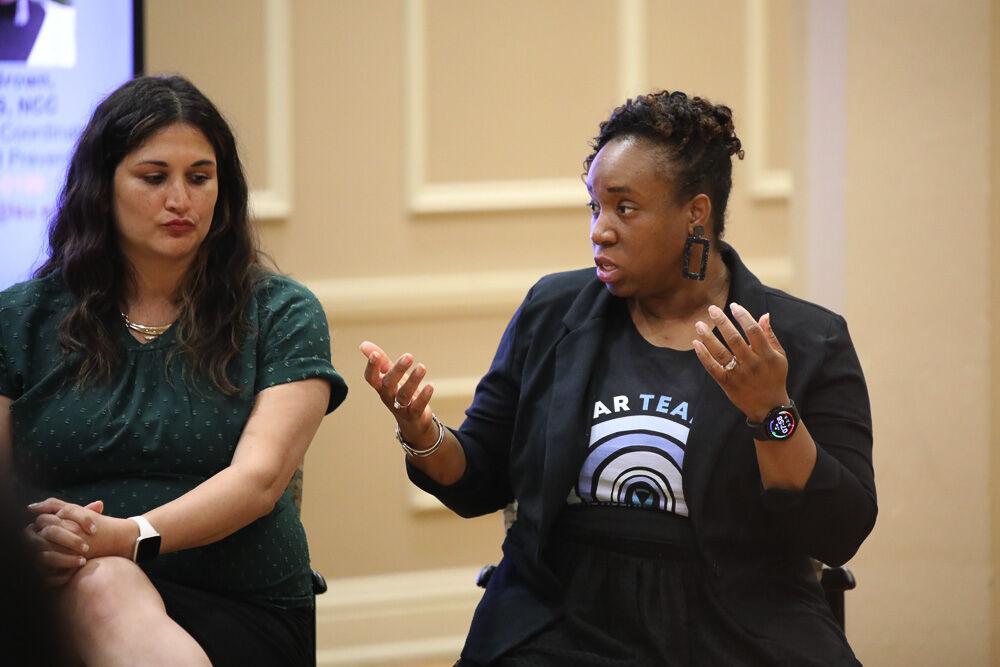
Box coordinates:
[692,302,790,423]
[359,340,439,450]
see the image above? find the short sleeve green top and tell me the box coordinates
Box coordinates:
[0,271,348,608]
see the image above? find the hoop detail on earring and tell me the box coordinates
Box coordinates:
[682,225,710,281]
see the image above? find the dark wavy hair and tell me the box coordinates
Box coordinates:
[35,75,263,394]
[584,90,745,238]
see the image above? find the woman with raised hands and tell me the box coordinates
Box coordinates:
[360,90,875,666]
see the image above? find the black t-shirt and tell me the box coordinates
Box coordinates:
[568,303,707,515]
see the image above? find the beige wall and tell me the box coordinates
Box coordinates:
[148,0,794,577]
[993,0,1000,661]
[842,1,993,664]
[146,1,998,664]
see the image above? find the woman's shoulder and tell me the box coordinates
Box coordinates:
[527,268,598,304]
[761,285,846,328]
[533,267,595,290]
[509,268,606,332]
[249,272,329,335]
[0,271,70,316]
[759,285,854,354]
[251,272,322,310]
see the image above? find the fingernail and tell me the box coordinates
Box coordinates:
[88,524,97,534]
[82,543,89,552]
[78,557,86,566]
[708,305,722,317]
[695,321,708,335]
[730,302,743,313]
[27,502,38,508]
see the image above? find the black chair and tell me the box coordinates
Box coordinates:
[819,565,856,631]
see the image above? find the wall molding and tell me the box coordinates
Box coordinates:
[403,0,646,214]
[404,0,787,212]
[249,0,291,221]
[409,179,586,214]
[316,567,481,666]
[309,268,555,324]
[309,258,793,324]
[745,0,793,201]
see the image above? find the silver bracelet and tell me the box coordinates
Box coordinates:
[395,414,446,457]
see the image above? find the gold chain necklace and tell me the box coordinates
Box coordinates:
[121,312,174,342]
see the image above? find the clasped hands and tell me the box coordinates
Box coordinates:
[23,497,136,586]
[692,302,791,423]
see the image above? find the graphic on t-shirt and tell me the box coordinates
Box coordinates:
[575,394,693,515]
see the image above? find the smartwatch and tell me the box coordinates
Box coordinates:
[747,401,800,441]
[128,515,161,563]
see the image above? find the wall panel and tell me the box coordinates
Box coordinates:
[145,0,288,217]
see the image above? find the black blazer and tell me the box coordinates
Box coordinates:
[409,244,876,665]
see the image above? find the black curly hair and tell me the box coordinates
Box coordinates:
[584,90,745,238]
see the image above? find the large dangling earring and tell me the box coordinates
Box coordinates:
[682,225,709,281]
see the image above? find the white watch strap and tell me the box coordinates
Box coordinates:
[128,515,159,539]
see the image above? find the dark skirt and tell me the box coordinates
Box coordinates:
[487,506,772,667]
[151,577,314,667]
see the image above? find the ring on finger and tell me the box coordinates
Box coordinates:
[724,356,738,372]
[393,396,412,410]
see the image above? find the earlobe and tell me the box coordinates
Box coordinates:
[689,194,713,234]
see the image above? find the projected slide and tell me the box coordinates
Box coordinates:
[0,0,136,289]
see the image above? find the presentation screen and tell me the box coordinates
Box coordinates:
[0,0,140,289]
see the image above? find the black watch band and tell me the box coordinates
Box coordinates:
[747,401,799,441]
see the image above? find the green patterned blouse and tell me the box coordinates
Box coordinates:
[0,271,348,608]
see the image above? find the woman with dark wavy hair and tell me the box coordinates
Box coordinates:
[0,75,347,666]
[360,90,875,665]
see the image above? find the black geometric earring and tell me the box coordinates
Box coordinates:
[682,225,710,281]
